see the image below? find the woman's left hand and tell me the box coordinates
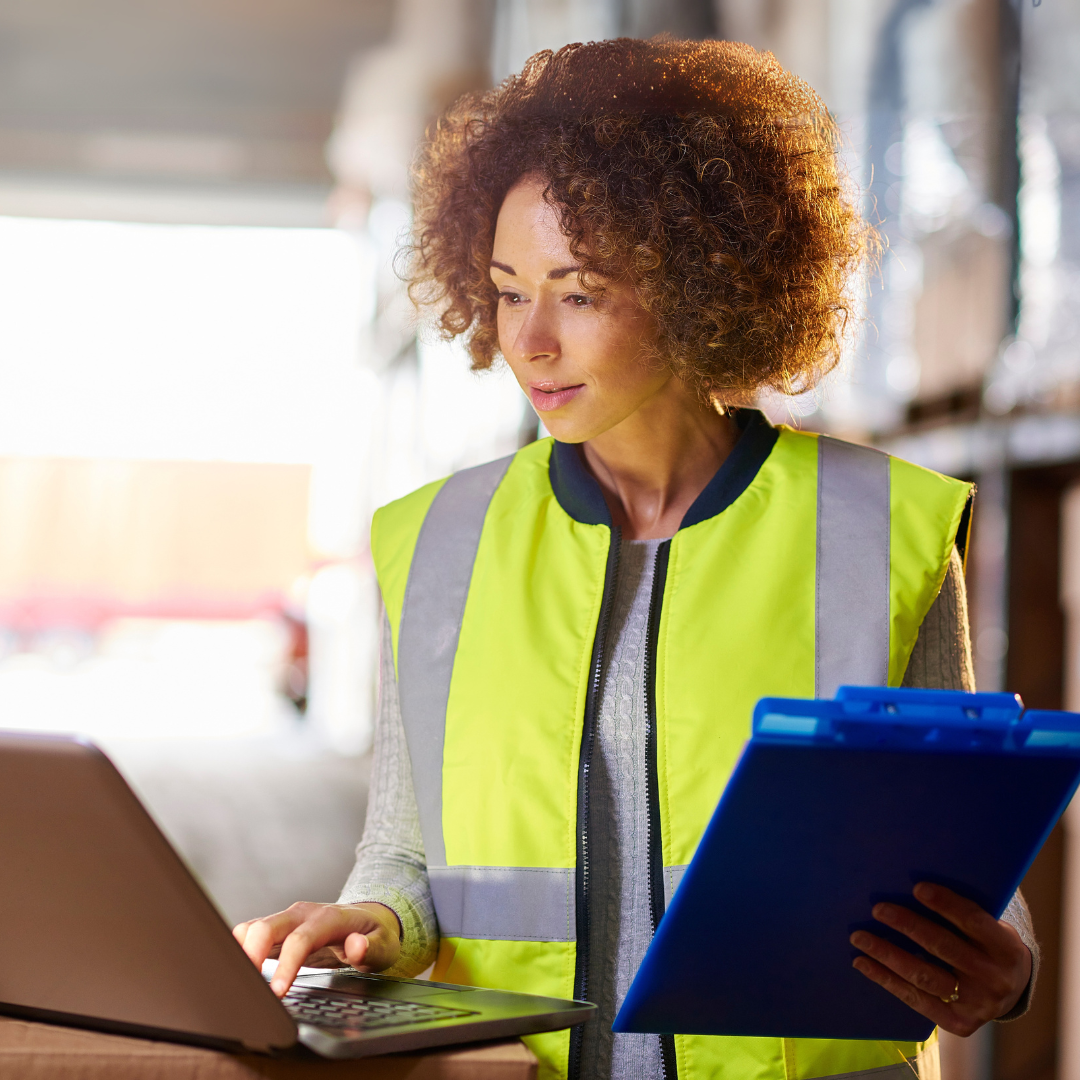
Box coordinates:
[849,882,1032,1037]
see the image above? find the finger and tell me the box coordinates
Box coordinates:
[271,908,350,996]
[912,883,1013,950]
[852,957,978,1036]
[342,932,372,969]
[233,920,283,959]
[296,946,344,967]
[272,929,327,996]
[850,931,957,1002]
[852,956,950,1022]
[241,905,316,971]
[870,902,984,973]
[241,917,295,969]
[346,917,402,972]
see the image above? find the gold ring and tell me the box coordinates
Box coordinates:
[940,980,960,1004]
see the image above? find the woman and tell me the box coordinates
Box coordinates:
[236,39,1036,1080]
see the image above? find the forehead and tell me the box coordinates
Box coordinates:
[492,178,573,270]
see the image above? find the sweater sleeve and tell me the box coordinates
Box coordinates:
[901,547,1038,1021]
[901,546,976,693]
[337,607,438,977]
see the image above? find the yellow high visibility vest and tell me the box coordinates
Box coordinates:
[372,410,970,1080]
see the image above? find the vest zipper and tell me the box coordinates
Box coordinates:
[645,540,677,1080]
[568,525,622,1080]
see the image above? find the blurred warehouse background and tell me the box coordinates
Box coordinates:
[0,2,1076,1078]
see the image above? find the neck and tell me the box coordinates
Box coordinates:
[580,381,737,541]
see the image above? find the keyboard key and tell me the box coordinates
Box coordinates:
[283,989,480,1031]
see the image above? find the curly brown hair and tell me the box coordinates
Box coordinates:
[407,38,870,400]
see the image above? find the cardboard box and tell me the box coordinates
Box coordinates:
[0,1016,538,1079]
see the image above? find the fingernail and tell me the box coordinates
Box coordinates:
[271,980,284,996]
[872,902,892,919]
[850,931,870,948]
[915,882,936,901]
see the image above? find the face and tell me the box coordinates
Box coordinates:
[490,175,666,443]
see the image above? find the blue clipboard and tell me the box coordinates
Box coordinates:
[613,686,1080,1042]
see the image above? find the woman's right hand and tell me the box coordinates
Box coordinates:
[233,901,403,998]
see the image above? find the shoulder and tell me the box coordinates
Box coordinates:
[372,441,551,566]
[778,426,970,501]
[370,477,449,639]
[373,440,555,549]
[371,476,449,561]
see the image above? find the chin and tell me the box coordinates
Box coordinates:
[543,408,634,444]
[536,416,585,443]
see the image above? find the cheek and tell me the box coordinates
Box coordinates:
[495,305,509,351]
[594,364,663,418]
[496,304,529,358]
[585,319,656,391]
[495,310,528,384]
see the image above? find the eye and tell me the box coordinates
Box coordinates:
[499,290,526,305]
[565,293,595,308]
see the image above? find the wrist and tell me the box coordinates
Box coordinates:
[995,944,1035,1022]
[348,901,403,941]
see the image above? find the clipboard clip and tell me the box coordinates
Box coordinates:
[754,686,1080,755]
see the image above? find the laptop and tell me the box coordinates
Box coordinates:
[0,731,594,1058]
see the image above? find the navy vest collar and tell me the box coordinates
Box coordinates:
[548,408,779,531]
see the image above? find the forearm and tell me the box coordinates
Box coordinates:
[903,547,1039,1019]
[901,546,975,694]
[337,607,438,977]
[995,891,1039,1021]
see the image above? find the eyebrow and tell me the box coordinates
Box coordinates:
[489,260,583,280]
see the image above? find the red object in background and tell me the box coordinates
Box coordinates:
[279,606,309,713]
[0,591,292,635]
[0,458,315,706]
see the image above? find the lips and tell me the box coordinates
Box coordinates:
[528,383,585,412]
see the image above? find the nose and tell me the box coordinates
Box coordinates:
[507,297,560,364]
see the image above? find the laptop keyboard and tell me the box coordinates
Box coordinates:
[283,987,480,1032]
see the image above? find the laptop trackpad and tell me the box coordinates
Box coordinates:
[293,971,478,999]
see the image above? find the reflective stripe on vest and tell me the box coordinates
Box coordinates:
[397,454,513,871]
[663,865,688,909]
[815,436,890,697]
[816,1067,920,1075]
[396,436,894,941]
[429,866,576,941]
[811,1065,922,1080]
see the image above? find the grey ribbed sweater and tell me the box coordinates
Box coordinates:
[339,546,1037,1079]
